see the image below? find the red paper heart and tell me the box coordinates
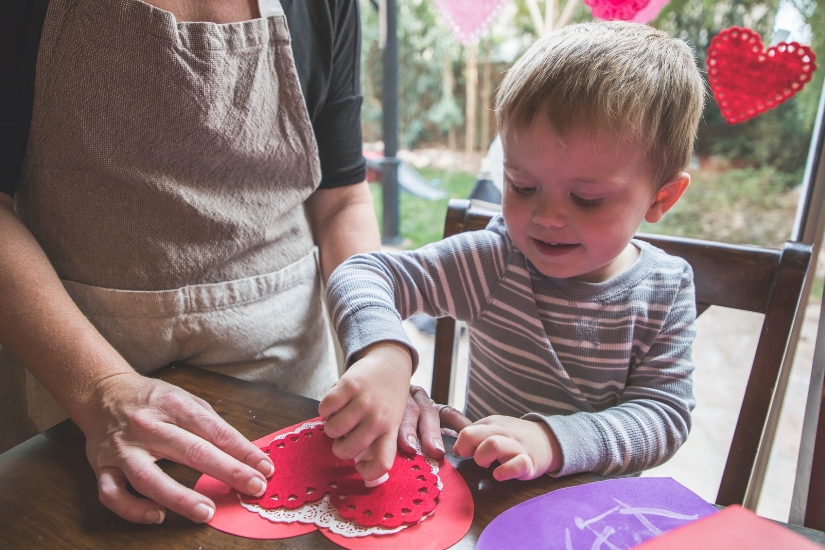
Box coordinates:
[242,422,440,528]
[195,420,475,548]
[584,0,652,21]
[707,27,817,124]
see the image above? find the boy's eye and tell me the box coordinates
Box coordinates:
[508,182,536,195]
[571,194,603,208]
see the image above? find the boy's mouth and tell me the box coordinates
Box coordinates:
[532,238,580,256]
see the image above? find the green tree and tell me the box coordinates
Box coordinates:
[360,0,465,147]
[361,0,822,180]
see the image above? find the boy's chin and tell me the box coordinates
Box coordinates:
[530,262,588,281]
[530,258,618,284]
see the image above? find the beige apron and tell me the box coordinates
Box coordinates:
[2,0,339,449]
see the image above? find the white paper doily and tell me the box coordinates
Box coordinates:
[240,421,442,537]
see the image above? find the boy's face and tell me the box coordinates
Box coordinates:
[501,121,689,283]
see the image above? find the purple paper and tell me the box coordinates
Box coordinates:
[477,477,718,550]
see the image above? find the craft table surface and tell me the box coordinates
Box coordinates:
[2,364,824,549]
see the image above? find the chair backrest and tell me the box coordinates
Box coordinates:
[432,198,812,507]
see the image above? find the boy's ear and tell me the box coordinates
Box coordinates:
[645,172,690,224]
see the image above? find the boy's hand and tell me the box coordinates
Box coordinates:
[318,341,413,482]
[453,416,562,480]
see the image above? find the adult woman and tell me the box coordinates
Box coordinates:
[0,0,380,525]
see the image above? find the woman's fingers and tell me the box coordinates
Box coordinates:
[147,424,269,499]
[410,387,445,458]
[162,395,274,479]
[439,405,472,433]
[83,375,279,524]
[115,454,218,523]
[397,393,423,453]
[97,467,166,524]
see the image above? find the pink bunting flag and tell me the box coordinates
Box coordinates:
[631,0,670,23]
[434,0,509,46]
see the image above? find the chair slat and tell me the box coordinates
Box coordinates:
[716,241,811,506]
[636,234,781,314]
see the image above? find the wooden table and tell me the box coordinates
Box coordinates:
[1,364,824,549]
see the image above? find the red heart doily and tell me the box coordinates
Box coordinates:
[707,27,817,125]
[584,0,652,21]
[247,424,348,510]
[242,422,440,528]
[332,452,439,528]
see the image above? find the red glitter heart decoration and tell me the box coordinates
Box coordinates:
[707,27,817,125]
[242,422,440,528]
[584,0,652,21]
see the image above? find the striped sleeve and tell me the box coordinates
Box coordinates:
[528,263,697,476]
[326,229,510,368]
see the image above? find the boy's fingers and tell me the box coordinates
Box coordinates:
[331,419,382,461]
[453,423,505,458]
[452,428,478,458]
[355,433,397,482]
[472,434,522,468]
[321,399,367,440]
[397,394,422,453]
[493,453,535,481]
[318,378,357,419]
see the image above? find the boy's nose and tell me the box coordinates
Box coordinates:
[532,201,567,228]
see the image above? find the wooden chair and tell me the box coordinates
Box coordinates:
[431,198,812,508]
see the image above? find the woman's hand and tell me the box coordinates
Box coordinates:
[318,341,413,483]
[397,385,472,459]
[453,415,562,480]
[80,372,274,524]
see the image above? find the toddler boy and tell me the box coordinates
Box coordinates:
[319,21,705,483]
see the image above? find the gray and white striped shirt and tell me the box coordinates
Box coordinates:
[327,215,696,476]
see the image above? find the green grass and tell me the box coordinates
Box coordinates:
[639,166,799,249]
[371,168,477,249]
[811,275,824,303]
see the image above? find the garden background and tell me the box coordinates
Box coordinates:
[354,0,825,523]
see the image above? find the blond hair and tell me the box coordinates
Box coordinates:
[495,21,705,186]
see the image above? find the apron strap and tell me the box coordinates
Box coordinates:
[258,0,284,18]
